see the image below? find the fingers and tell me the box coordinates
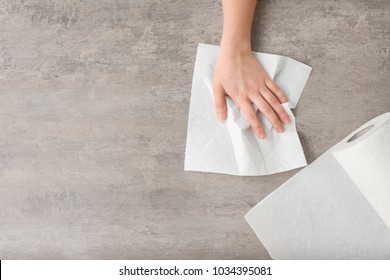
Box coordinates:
[265,78,288,103]
[259,86,291,125]
[212,82,227,122]
[212,77,289,139]
[237,98,266,139]
[249,93,285,133]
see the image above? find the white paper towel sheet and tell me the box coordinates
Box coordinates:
[184,43,312,176]
[245,113,390,259]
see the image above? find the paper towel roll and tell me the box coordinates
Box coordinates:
[332,113,390,229]
[245,113,390,259]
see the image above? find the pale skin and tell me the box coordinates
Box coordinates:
[213,0,290,139]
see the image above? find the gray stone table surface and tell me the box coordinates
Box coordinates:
[0,0,389,259]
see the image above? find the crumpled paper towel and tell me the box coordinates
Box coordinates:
[184,43,312,176]
[245,113,390,259]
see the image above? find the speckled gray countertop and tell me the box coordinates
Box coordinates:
[0,0,389,259]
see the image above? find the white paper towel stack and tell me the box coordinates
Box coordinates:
[184,44,312,176]
[245,113,390,259]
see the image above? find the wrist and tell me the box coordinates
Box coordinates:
[220,36,252,57]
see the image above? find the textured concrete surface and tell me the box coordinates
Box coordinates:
[0,0,389,259]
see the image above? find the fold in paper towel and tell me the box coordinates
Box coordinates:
[185,44,312,176]
[245,113,390,259]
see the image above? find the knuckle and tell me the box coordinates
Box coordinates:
[277,91,285,98]
[253,124,262,131]
[269,96,280,106]
[248,90,259,98]
[279,107,288,115]
[258,76,267,84]
[273,83,281,91]
[215,104,225,111]
[273,119,282,126]
[276,88,285,96]
[259,86,268,94]
[246,85,257,93]
[262,107,273,115]
[236,92,246,102]
[212,86,219,95]
[269,79,278,88]
[274,104,285,114]
[242,83,258,95]
[215,99,226,109]
[215,97,224,104]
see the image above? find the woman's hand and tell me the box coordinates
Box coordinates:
[215,0,290,139]
[213,47,290,139]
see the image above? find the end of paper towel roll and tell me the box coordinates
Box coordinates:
[331,113,390,152]
[347,125,374,143]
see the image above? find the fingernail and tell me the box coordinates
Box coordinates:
[217,113,225,121]
[283,116,291,124]
[276,126,284,133]
[257,129,266,139]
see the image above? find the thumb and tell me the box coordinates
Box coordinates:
[212,82,227,122]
